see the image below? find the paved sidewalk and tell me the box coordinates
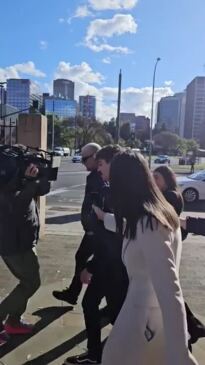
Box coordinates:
[0,208,205,364]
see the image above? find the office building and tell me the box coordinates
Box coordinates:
[119,113,137,126]
[79,95,96,119]
[44,97,77,120]
[120,113,149,132]
[7,79,31,111]
[53,79,74,100]
[184,77,205,145]
[156,93,186,135]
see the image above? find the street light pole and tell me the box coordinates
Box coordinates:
[51,100,55,151]
[149,57,161,168]
[115,69,122,144]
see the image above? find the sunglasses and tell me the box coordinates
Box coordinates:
[82,154,95,163]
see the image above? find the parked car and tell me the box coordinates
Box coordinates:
[72,154,82,163]
[63,147,70,156]
[154,155,170,164]
[54,146,70,157]
[54,147,64,157]
[177,170,205,203]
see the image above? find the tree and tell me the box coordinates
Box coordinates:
[103,119,116,139]
[186,139,199,154]
[153,131,180,153]
[120,123,130,141]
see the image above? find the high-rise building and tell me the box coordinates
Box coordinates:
[119,113,136,126]
[119,113,149,132]
[156,93,186,135]
[7,79,31,111]
[184,77,205,145]
[53,79,74,100]
[45,97,77,120]
[79,95,96,119]
[0,87,6,106]
[135,116,150,131]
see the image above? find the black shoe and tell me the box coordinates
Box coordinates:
[52,289,77,305]
[63,353,101,364]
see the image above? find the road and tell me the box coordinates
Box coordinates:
[47,157,205,213]
[47,158,87,208]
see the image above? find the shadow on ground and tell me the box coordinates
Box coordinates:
[46,213,81,225]
[20,314,109,365]
[0,306,73,358]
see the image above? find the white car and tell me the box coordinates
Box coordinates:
[54,147,64,157]
[72,154,82,163]
[177,170,205,203]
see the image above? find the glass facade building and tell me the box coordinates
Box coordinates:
[157,93,185,135]
[45,97,77,119]
[184,77,205,145]
[79,95,96,119]
[7,79,30,111]
[53,79,74,100]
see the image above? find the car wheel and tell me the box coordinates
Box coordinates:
[183,188,198,203]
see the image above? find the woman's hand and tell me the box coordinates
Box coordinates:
[92,205,105,221]
[80,268,93,284]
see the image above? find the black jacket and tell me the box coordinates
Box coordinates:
[86,185,126,280]
[0,177,50,256]
[81,170,104,232]
[186,217,205,236]
[163,190,188,241]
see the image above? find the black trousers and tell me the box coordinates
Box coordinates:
[82,265,128,358]
[68,234,95,300]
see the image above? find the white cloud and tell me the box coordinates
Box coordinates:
[0,61,46,80]
[88,0,138,10]
[53,61,173,122]
[102,57,111,64]
[58,18,65,23]
[74,5,93,18]
[99,86,174,121]
[67,5,93,24]
[164,80,173,86]
[40,40,48,50]
[54,61,104,84]
[85,14,137,53]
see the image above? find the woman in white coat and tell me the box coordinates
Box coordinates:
[93,150,198,365]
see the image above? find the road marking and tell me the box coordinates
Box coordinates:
[48,184,85,196]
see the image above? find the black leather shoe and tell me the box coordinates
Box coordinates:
[52,289,77,305]
[63,352,101,364]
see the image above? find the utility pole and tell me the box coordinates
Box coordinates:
[115,69,122,144]
[148,58,161,168]
[51,100,55,151]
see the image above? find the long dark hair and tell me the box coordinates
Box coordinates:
[154,165,177,191]
[110,151,179,239]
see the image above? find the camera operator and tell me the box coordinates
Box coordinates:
[0,158,50,346]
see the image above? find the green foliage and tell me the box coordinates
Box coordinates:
[153,131,180,152]
[47,116,113,150]
[120,123,130,141]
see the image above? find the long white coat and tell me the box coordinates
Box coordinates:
[102,214,198,365]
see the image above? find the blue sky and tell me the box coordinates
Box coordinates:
[1,0,205,120]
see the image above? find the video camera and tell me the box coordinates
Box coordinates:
[0,145,61,186]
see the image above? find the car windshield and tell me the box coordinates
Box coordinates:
[188,171,205,181]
